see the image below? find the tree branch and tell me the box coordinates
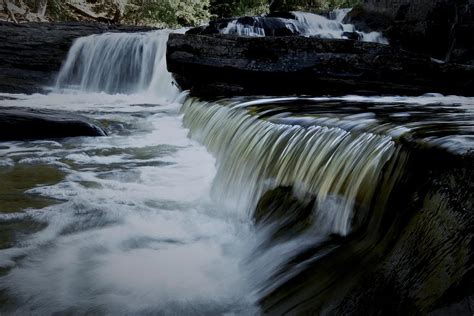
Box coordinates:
[3,0,18,23]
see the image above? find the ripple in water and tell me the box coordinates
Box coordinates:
[0,92,258,315]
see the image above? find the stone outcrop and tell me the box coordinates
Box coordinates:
[346,0,474,64]
[0,22,155,94]
[167,33,474,98]
[0,107,107,140]
[258,147,474,315]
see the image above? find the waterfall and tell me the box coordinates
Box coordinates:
[220,19,267,37]
[55,30,179,99]
[181,98,396,236]
[330,8,352,22]
[218,10,388,44]
[292,11,388,43]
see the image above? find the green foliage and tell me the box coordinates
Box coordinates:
[210,0,361,19]
[124,0,211,27]
[8,0,361,26]
[46,0,77,21]
[270,0,361,12]
[209,0,268,18]
[321,0,361,10]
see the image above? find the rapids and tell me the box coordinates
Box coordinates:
[0,92,258,314]
[218,9,388,43]
[0,16,473,315]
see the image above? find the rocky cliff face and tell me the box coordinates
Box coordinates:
[363,0,474,20]
[347,0,474,64]
[258,146,474,315]
[167,33,474,98]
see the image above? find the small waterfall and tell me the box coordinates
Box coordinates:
[330,8,352,22]
[55,30,179,99]
[218,10,388,44]
[292,11,388,43]
[181,98,396,236]
[220,19,266,37]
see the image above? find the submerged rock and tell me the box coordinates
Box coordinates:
[254,186,315,242]
[167,33,474,97]
[0,108,107,141]
[0,164,66,213]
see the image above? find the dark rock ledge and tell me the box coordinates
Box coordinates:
[0,107,107,141]
[166,33,474,98]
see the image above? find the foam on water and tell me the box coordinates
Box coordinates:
[219,9,388,44]
[0,17,472,313]
[55,30,180,100]
[0,92,257,314]
[1,90,473,313]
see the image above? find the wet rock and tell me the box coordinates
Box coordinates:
[0,107,107,141]
[341,31,362,40]
[186,16,300,36]
[258,145,474,315]
[167,33,474,97]
[344,6,393,33]
[0,21,155,94]
[266,12,298,20]
[346,1,474,64]
[254,186,315,242]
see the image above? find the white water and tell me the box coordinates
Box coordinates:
[0,26,396,313]
[0,92,259,314]
[220,20,266,37]
[292,11,388,43]
[0,90,398,314]
[219,10,388,44]
[56,30,180,100]
[1,20,471,314]
[181,98,395,235]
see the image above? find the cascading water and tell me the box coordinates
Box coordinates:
[181,98,396,236]
[292,11,388,43]
[218,10,388,44]
[1,8,472,315]
[220,20,267,37]
[55,30,179,99]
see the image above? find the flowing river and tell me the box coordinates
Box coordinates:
[0,12,473,315]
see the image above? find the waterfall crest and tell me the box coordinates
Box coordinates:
[181,98,396,236]
[55,30,179,99]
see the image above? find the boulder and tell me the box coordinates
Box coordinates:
[0,22,155,94]
[254,186,315,243]
[0,107,107,141]
[167,33,474,97]
[345,1,474,64]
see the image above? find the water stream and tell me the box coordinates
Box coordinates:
[218,10,388,43]
[0,15,472,315]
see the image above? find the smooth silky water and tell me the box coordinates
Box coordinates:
[0,13,473,315]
